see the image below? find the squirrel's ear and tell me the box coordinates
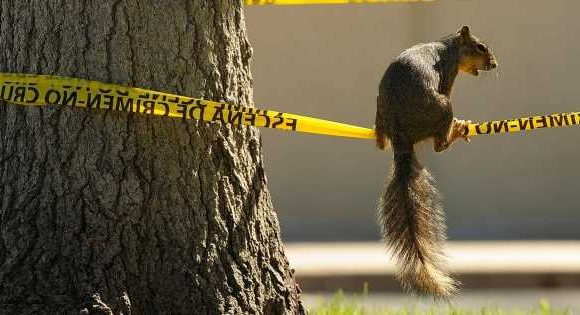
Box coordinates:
[458,25,471,40]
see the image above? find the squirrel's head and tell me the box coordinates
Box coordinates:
[456,26,498,76]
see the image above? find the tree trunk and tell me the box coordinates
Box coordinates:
[0,1,303,314]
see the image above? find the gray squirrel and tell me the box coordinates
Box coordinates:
[375,26,498,298]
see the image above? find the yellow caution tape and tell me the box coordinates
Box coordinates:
[0,73,375,139]
[465,112,580,137]
[0,73,578,140]
[245,0,433,5]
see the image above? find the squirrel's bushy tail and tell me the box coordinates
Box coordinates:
[379,142,457,298]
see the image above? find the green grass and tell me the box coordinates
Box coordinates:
[309,291,571,315]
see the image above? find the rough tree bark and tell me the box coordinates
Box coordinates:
[0,1,303,314]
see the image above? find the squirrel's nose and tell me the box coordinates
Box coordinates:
[489,59,498,69]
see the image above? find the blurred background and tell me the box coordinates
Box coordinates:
[245,0,580,242]
[244,0,580,311]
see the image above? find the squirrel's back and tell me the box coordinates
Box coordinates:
[381,42,451,96]
[377,40,458,147]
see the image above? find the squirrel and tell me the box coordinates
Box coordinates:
[375,25,497,298]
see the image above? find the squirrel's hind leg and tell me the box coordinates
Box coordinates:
[375,98,391,151]
[376,135,391,151]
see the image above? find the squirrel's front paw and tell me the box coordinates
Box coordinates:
[452,119,472,143]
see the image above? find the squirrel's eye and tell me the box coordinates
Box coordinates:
[476,43,486,53]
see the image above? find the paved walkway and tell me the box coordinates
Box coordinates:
[285,241,580,291]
